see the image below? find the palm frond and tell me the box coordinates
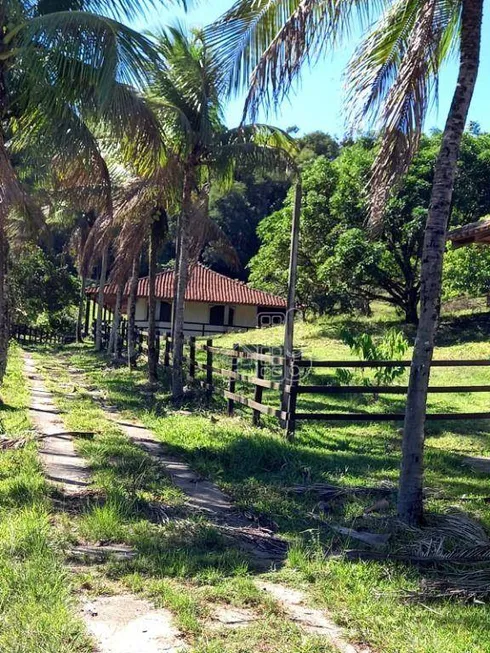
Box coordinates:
[205,0,386,119]
[109,165,180,281]
[10,11,159,103]
[346,0,460,227]
[35,0,186,22]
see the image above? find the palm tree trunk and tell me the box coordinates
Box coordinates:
[171,227,190,399]
[108,283,123,356]
[148,222,158,384]
[76,275,87,343]
[127,254,140,370]
[171,172,192,400]
[398,0,483,526]
[95,250,108,352]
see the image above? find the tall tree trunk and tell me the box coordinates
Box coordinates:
[0,27,16,383]
[95,250,108,352]
[127,254,140,370]
[76,275,87,343]
[403,291,419,325]
[108,283,123,356]
[398,0,483,526]
[148,221,158,384]
[0,219,8,385]
[171,172,192,400]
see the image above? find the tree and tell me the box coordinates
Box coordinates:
[0,0,173,383]
[204,171,289,278]
[148,27,294,400]
[208,0,485,525]
[148,210,168,383]
[67,210,97,342]
[360,0,484,526]
[127,254,140,370]
[249,155,340,312]
[109,170,172,378]
[443,241,490,300]
[9,243,79,330]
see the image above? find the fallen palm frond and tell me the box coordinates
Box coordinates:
[346,513,490,601]
[287,481,396,499]
[0,436,29,450]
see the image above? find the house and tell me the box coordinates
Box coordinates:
[86,263,287,336]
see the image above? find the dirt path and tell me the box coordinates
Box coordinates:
[24,353,187,653]
[24,352,90,494]
[256,581,370,653]
[27,350,372,653]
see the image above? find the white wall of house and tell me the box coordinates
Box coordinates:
[133,299,258,336]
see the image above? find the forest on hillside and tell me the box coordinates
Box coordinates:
[11,127,490,330]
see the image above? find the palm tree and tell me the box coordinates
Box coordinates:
[147,27,295,399]
[108,167,174,377]
[127,254,140,370]
[0,0,178,382]
[66,210,97,342]
[207,0,484,525]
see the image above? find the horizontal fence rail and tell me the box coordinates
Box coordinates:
[157,338,490,436]
[297,359,490,368]
[159,335,287,427]
[288,384,490,394]
[288,357,490,433]
[293,412,490,421]
[87,316,490,438]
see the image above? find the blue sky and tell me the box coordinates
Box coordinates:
[132,0,490,138]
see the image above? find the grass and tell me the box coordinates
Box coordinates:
[28,307,490,652]
[0,343,90,653]
[31,348,337,652]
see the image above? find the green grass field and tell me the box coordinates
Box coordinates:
[24,307,490,652]
[0,344,90,652]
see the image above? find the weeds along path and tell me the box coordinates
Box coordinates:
[30,347,372,653]
[23,351,188,653]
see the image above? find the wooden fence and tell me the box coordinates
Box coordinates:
[160,334,289,427]
[84,322,490,438]
[161,338,490,437]
[283,358,490,435]
[11,323,69,345]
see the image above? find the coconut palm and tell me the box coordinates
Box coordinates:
[109,169,174,377]
[146,27,295,399]
[109,160,236,382]
[0,0,176,382]
[208,0,484,525]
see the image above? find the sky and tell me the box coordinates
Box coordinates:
[131,0,490,139]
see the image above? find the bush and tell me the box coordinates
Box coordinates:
[336,328,409,397]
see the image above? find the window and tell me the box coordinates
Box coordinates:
[158,301,172,322]
[209,305,225,326]
[228,307,235,327]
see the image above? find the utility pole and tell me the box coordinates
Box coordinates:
[282,180,302,421]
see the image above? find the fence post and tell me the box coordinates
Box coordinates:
[253,345,264,426]
[206,338,213,393]
[164,332,171,367]
[227,344,239,416]
[189,336,196,379]
[285,351,301,441]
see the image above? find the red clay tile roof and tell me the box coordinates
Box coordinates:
[447,218,490,246]
[87,264,286,308]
